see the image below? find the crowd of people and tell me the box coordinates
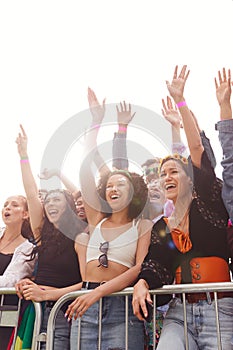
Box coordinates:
[1,65,233,349]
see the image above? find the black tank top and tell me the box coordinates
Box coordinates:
[35,235,81,288]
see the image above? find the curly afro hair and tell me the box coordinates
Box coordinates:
[97,170,148,219]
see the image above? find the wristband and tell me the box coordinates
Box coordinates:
[20,158,29,163]
[92,124,100,129]
[176,101,187,108]
[118,125,127,132]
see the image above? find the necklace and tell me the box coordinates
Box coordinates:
[0,233,22,253]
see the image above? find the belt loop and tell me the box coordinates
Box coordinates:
[206,292,212,305]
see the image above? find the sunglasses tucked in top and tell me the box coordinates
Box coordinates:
[98,241,109,268]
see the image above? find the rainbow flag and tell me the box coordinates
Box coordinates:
[13,303,35,350]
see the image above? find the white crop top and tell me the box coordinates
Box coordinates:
[86,218,139,268]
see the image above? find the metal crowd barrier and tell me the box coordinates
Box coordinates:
[45,282,233,350]
[0,288,42,350]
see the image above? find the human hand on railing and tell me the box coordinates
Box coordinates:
[132,279,153,321]
[65,291,99,321]
[15,278,33,299]
[15,279,46,301]
[88,87,106,125]
[166,65,190,104]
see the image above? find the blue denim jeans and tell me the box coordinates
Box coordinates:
[216,119,233,223]
[40,303,70,350]
[70,294,144,350]
[157,297,233,350]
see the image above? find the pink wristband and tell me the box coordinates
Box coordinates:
[118,126,127,132]
[20,158,29,163]
[176,101,187,108]
[92,124,100,129]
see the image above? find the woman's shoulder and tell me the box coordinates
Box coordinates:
[136,218,153,235]
[14,239,34,254]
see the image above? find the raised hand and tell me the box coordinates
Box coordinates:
[166,65,190,103]
[214,68,231,106]
[15,124,28,158]
[116,101,136,126]
[162,96,183,129]
[38,168,59,180]
[87,87,106,125]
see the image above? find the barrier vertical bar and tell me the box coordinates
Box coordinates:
[214,292,222,350]
[98,297,103,350]
[182,292,189,350]
[125,295,129,350]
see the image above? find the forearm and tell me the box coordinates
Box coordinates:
[171,125,182,144]
[94,149,110,176]
[94,264,141,299]
[219,102,232,121]
[175,100,204,166]
[216,119,233,222]
[79,125,101,211]
[112,121,129,169]
[20,158,38,199]
[43,282,82,301]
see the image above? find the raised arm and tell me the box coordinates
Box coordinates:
[16,125,43,237]
[215,68,233,222]
[79,88,108,226]
[161,95,186,153]
[112,101,135,170]
[165,65,204,167]
[87,87,110,177]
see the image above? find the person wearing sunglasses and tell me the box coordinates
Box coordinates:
[65,89,153,350]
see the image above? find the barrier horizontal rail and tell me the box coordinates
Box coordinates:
[46,282,233,350]
[0,288,42,350]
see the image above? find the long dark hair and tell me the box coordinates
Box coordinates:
[30,189,87,259]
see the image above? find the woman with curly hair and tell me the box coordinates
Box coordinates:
[65,90,153,350]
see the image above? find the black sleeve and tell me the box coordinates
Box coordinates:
[192,151,228,228]
[200,131,216,169]
[138,219,175,290]
[112,132,129,170]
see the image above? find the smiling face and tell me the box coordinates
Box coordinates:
[44,191,67,225]
[75,195,87,221]
[2,196,28,225]
[105,174,133,213]
[147,177,166,205]
[159,160,192,203]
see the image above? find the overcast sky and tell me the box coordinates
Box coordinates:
[1,0,233,225]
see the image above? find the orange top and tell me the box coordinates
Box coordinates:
[164,218,192,253]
